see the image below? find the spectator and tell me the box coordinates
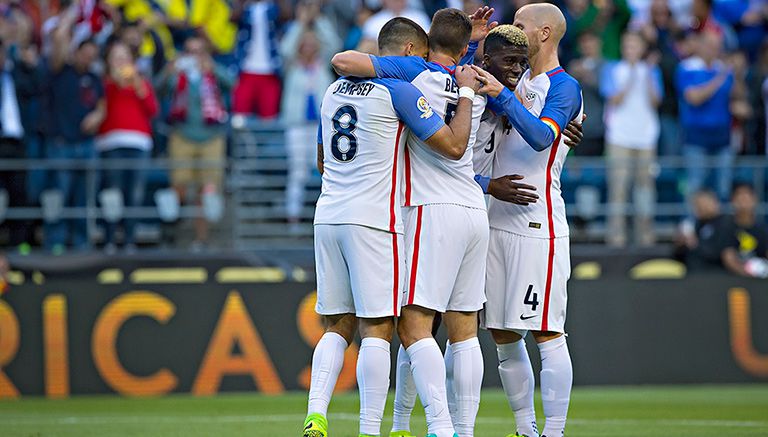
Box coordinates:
[159,35,233,250]
[232,0,283,120]
[96,41,159,253]
[728,51,754,155]
[568,31,605,156]
[602,31,663,247]
[359,0,430,53]
[165,0,237,56]
[674,189,728,270]
[0,40,33,252]
[712,0,767,60]
[14,44,47,213]
[280,1,339,226]
[635,0,683,156]
[44,13,104,253]
[103,0,177,63]
[720,183,768,278]
[677,31,734,202]
[566,0,632,60]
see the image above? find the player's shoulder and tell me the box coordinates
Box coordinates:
[547,68,582,94]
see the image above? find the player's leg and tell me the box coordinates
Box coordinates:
[530,237,572,437]
[531,331,571,437]
[391,343,418,436]
[358,317,395,436]
[391,313,443,437]
[443,311,483,437]
[397,306,455,437]
[491,329,538,437]
[347,226,403,436]
[482,229,540,437]
[441,206,488,437]
[305,224,357,436]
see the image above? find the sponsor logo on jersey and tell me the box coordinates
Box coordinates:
[417,96,434,119]
[529,222,542,229]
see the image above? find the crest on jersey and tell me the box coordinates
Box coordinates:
[417,96,434,119]
[523,91,536,109]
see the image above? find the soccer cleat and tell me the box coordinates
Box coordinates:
[390,432,416,437]
[302,413,328,437]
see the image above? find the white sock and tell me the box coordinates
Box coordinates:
[308,332,348,416]
[444,341,456,420]
[406,338,455,437]
[358,337,391,436]
[392,345,417,432]
[538,336,572,437]
[497,340,538,437]
[451,337,483,437]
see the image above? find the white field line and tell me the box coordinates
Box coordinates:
[0,413,766,429]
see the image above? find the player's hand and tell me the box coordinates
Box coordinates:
[469,6,498,43]
[471,65,504,97]
[488,174,539,205]
[454,65,481,92]
[563,114,586,148]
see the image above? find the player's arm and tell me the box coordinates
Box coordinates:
[474,174,539,205]
[474,66,582,152]
[332,52,426,82]
[460,6,498,65]
[316,123,324,174]
[721,247,750,277]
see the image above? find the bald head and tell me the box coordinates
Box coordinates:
[514,3,567,55]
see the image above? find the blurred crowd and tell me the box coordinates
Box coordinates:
[0,0,766,255]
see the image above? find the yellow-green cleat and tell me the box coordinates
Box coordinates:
[303,413,328,437]
[390,432,416,437]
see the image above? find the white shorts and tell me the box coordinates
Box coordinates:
[481,228,571,333]
[403,204,489,313]
[314,224,404,318]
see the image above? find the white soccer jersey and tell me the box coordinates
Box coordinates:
[371,56,487,210]
[473,109,505,178]
[487,67,584,239]
[314,77,445,233]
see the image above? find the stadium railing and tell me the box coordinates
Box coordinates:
[0,120,766,250]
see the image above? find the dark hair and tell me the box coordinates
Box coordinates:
[428,8,472,58]
[731,182,755,197]
[77,38,97,51]
[378,17,429,53]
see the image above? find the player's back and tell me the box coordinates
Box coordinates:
[488,68,583,239]
[401,62,486,209]
[314,77,408,234]
[371,56,487,209]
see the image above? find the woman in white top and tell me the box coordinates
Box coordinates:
[601,31,663,247]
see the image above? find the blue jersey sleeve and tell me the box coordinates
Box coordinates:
[459,41,479,66]
[371,55,428,82]
[385,80,445,141]
[489,73,582,151]
[317,122,323,144]
[474,175,490,193]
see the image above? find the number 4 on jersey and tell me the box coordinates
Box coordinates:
[524,285,539,311]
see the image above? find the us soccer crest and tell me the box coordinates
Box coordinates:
[523,91,536,109]
[417,96,434,119]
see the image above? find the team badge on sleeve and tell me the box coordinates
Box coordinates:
[417,96,434,119]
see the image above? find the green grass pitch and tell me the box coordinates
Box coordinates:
[1,385,767,436]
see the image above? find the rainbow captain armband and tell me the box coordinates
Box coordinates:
[540,117,561,139]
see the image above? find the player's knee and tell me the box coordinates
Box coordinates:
[444,311,478,344]
[531,330,563,344]
[396,306,434,348]
[323,314,358,345]
[358,317,394,342]
[490,328,524,345]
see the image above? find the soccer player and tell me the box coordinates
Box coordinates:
[472,4,584,437]
[388,24,585,437]
[332,8,495,437]
[304,17,481,437]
